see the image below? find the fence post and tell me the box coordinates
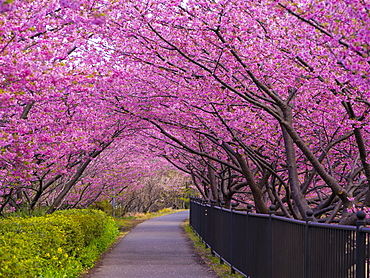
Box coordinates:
[220,201,225,264]
[189,197,193,228]
[203,199,209,248]
[210,200,216,257]
[305,209,313,278]
[269,205,276,278]
[246,203,252,277]
[356,210,366,278]
[198,199,202,239]
[230,202,238,274]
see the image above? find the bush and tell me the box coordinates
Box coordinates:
[88,200,113,216]
[0,209,119,278]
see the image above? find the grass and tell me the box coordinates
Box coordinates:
[182,219,245,278]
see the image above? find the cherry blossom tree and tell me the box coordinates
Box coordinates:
[1,0,369,224]
[99,0,369,223]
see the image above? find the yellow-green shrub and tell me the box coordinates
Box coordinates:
[0,209,119,278]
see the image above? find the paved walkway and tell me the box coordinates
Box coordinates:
[88,211,218,278]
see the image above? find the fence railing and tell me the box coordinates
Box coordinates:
[189,198,370,278]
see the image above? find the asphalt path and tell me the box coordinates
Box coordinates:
[88,210,219,278]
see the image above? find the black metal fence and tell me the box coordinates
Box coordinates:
[189,198,370,278]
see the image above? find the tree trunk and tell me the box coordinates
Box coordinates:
[46,158,92,213]
[280,119,350,206]
[208,163,219,203]
[342,101,370,206]
[46,143,111,214]
[280,107,310,219]
[236,153,269,213]
[30,174,62,210]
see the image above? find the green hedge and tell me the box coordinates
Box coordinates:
[0,209,119,278]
